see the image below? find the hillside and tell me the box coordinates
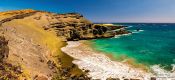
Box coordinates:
[0,9,130,80]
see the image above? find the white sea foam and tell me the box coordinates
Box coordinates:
[132,30,144,33]
[139,30,144,31]
[151,65,175,80]
[114,33,131,38]
[114,35,121,38]
[134,30,144,32]
[62,41,153,80]
[62,41,175,80]
[123,33,132,36]
[171,64,175,72]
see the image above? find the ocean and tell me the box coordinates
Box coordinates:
[91,23,175,70]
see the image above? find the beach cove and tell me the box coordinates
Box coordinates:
[61,23,175,80]
[61,41,153,80]
[61,41,175,80]
[91,23,175,70]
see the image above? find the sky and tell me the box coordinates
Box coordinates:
[0,0,175,23]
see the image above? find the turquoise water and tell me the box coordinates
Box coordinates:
[91,23,175,70]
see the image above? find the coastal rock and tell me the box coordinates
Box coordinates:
[115,29,132,35]
[0,36,9,62]
[39,12,131,41]
[57,23,131,41]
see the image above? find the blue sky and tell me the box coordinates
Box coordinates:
[0,0,175,23]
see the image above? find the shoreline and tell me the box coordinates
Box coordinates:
[61,41,153,80]
[61,41,175,80]
[82,40,150,71]
[85,40,153,72]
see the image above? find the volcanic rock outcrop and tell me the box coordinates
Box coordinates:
[41,12,131,41]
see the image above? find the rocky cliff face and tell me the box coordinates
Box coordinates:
[39,12,131,41]
[0,9,131,80]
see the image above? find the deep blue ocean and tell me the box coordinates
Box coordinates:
[91,23,175,70]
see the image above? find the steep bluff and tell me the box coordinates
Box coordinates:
[0,9,131,80]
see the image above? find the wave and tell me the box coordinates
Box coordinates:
[114,35,122,38]
[134,30,144,32]
[113,29,144,38]
[132,30,144,33]
[126,26,133,28]
[151,64,175,79]
[114,33,132,38]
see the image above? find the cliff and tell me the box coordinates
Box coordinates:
[0,9,130,80]
[44,13,130,40]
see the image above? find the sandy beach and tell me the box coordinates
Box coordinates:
[61,41,154,80]
[61,41,175,80]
